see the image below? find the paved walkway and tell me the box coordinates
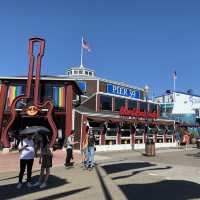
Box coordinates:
[0,150,110,200]
[0,149,82,172]
[0,145,199,200]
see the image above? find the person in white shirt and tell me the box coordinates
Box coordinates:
[17,134,35,189]
[64,131,77,167]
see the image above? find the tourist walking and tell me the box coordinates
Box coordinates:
[64,131,76,167]
[33,135,52,188]
[175,130,181,149]
[17,134,35,189]
[183,127,190,151]
[86,131,96,170]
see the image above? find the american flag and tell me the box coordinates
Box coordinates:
[82,37,91,52]
[173,70,177,80]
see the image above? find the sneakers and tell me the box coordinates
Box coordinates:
[40,182,47,188]
[33,181,41,187]
[27,182,32,188]
[16,183,22,189]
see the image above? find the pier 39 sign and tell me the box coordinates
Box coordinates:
[106,84,141,99]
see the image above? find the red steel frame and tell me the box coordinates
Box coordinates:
[0,38,73,147]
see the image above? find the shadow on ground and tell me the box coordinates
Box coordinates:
[186,151,200,159]
[102,162,156,174]
[120,180,200,200]
[37,187,91,200]
[0,170,40,182]
[112,166,172,180]
[0,174,73,199]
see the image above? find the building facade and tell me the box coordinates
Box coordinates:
[155,91,200,124]
[0,38,82,148]
[66,66,176,151]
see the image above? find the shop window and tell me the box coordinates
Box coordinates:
[106,131,116,136]
[115,98,125,111]
[139,101,148,112]
[128,100,137,110]
[106,123,117,136]
[136,124,145,135]
[100,95,112,111]
[160,106,173,114]
[167,125,174,135]
[121,123,131,137]
[149,103,157,112]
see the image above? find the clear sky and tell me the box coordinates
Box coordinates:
[0,0,200,98]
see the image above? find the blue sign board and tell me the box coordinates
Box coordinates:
[78,81,87,92]
[106,84,141,99]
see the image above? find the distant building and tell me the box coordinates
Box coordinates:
[155,91,200,125]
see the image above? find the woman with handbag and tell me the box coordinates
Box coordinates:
[33,135,52,188]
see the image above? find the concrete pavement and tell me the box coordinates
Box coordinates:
[1,145,200,200]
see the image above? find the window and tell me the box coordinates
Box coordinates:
[149,103,157,112]
[74,70,78,74]
[85,71,89,75]
[79,70,83,74]
[139,101,148,112]
[115,98,125,111]
[128,100,137,109]
[100,95,112,111]
[45,84,53,99]
[121,123,131,137]
[89,72,92,76]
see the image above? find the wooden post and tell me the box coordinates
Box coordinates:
[0,83,7,145]
[65,84,73,137]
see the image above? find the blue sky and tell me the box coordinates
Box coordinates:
[0,0,200,97]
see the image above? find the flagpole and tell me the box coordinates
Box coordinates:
[80,37,83,68]
[173,78,176,92]
[173,72,176,102]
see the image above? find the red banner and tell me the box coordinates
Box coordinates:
[119,106,158,119]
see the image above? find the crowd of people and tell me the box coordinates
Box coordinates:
[16,128,97,189]
[63,130,96,170]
